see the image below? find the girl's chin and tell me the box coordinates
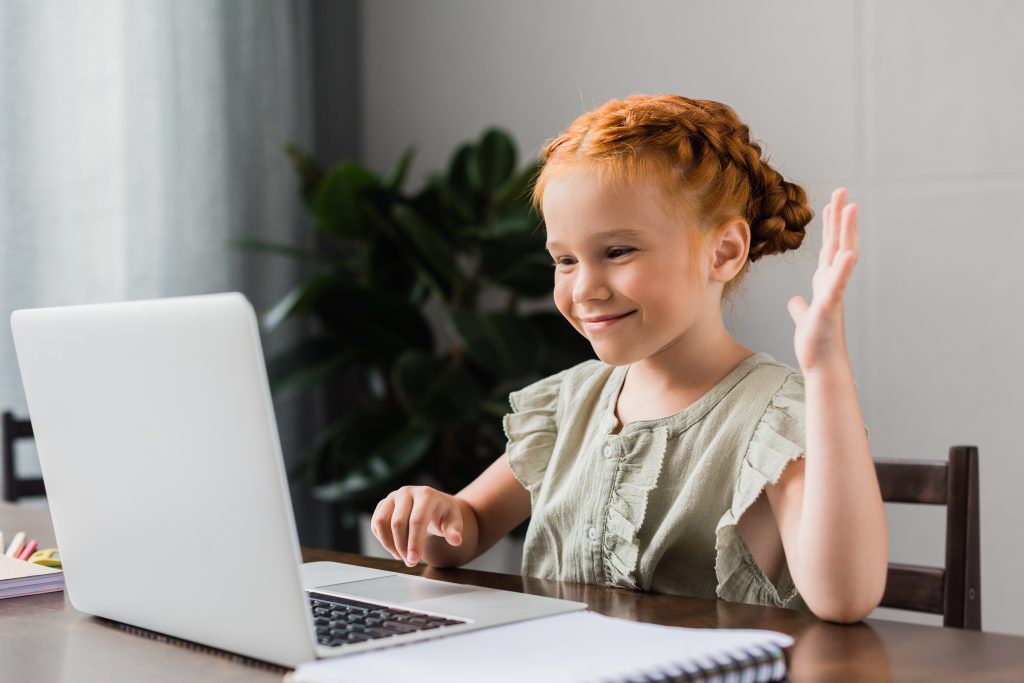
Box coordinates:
[589,344,640,367]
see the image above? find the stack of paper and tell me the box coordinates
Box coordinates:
[0,554,64,599]
[289,611,794,683]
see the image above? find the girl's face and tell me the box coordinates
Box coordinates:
[542,165,717,367]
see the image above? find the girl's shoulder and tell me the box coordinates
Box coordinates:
[734,353,804,403]
[507,358,609,409]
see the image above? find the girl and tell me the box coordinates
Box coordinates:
[371,94,888,623]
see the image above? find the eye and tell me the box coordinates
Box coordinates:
[608,247,635,258]
[552,257,576,268]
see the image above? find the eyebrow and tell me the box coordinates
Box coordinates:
[545,228,645,250]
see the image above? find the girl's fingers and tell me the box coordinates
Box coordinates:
[405,492,438,566]
[825,188,846,268]
[787,295,809,326]
[839,203,859,258]
[819,202,833,269]
[371,496,401,560]
[821,249,858,308]
[390,489,413,561]
[437,502,464,546]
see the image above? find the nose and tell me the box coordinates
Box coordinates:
[571,262,610,304]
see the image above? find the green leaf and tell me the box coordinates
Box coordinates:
[528,310,595,375]
[478,231,553,298]
[385,146,416,191]
[312,282,435,363]
[285,143,325,211]
[313,163,380,239]
[448,309,542,378]
[489,206,540,237]
[493,159,542,213]
[392,351,482,423]
[448,142,475,196]
[266,338,350,400]
[471,128,516,194]
[311,423,434,503]
[446,143,477,223]
[365,231,421,298]
[359,202,448,301]
[390,204,462,291]
[261,273,336,332]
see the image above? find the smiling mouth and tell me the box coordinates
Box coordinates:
[582,310,636,331]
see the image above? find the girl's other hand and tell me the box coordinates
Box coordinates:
[371,486,464,567]
[787,187,859,374]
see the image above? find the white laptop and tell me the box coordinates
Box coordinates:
[10,292,585,668]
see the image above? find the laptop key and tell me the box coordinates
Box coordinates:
[306,592,468,639]
[363,627,397,638]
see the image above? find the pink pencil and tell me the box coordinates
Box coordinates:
[17,540,38,562]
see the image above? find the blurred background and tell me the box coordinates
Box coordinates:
[1,0,1021,635]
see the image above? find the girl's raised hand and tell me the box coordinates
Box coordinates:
[786,187,859,374]
[371,486,464,567]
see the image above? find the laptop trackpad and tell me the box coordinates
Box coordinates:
[317,575,483,605]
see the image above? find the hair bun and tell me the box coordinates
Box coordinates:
[747,171,812,262]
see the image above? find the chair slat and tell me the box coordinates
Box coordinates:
[943,446,981,629]
[2,411,43,503]
[875,459,947,505]
[881,563,945,615]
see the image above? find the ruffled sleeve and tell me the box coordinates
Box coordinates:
[715,372,806,608]
[502,368,571,500]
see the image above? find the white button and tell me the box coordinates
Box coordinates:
[588,527,598,540]
[603,444,613,458]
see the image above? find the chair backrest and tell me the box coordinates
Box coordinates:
[875,446,981,630]
[1,411,44,502]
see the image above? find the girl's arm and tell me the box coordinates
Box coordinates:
[767,188,888,623]
[371,453,531,569]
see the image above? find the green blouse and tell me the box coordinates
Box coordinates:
[503,352,809,611]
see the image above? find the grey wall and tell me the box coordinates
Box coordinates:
[350,0,1024,634]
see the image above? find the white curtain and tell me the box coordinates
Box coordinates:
[0,0,313,473]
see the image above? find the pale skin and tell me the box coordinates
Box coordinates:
[372,177,888,623]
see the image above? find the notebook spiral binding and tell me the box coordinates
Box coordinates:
[96,616,292,675]
[585,642,786,683]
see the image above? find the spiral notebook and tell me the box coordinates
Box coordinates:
[287,610,793,683]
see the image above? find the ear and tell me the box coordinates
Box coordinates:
[708,219,750,284]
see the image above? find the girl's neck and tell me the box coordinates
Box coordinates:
[623,322,753,403]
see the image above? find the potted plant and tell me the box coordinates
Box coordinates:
[236,128,592,546]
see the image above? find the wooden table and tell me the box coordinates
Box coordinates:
[3,503,1023,681]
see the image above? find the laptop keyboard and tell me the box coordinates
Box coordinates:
[308,591,467,648]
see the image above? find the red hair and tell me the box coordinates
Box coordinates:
[533,94,813,296]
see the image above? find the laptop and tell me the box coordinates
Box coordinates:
[10,292,585,668]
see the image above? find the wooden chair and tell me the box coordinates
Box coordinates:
[2,411,45,502]
[875,446,981,629]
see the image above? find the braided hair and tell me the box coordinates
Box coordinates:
[532,94,813,295]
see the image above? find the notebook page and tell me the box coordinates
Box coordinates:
[291,610,793,683]
[0,554,61,580]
